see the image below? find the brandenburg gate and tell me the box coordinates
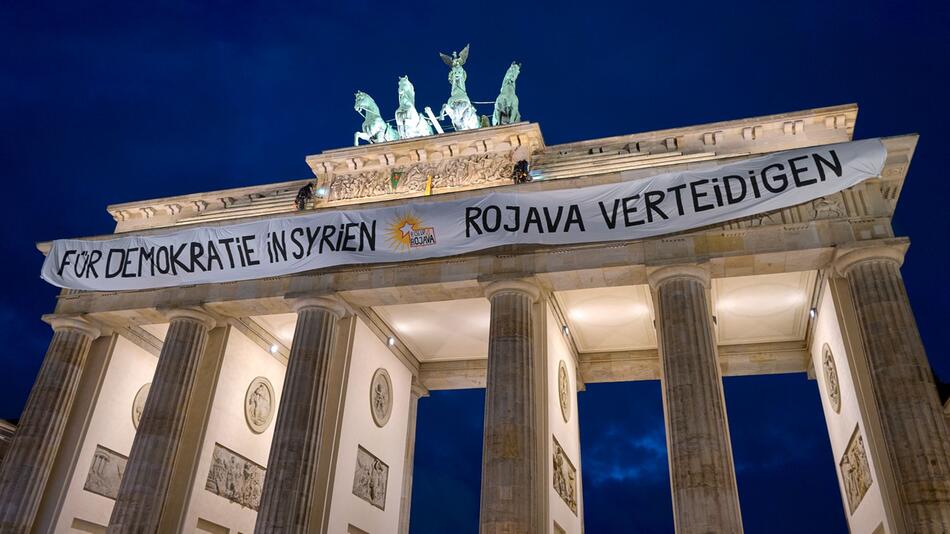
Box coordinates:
[0,49,947,533]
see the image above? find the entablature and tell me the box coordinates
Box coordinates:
[51,208,905,319]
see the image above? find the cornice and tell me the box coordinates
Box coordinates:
[41,105,915,242]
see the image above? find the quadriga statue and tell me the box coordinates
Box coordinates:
[438,44,480,131]
[492,62,521,126]
[395,76,433,139]
[354,90,399,145]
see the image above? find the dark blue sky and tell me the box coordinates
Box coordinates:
[2,1,949,532]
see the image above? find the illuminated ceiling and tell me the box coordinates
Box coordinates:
[138,271,817,362]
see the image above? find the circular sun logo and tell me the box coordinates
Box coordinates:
[387,212,423,251]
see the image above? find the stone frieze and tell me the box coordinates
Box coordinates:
[83,445,127,500]
[839,426,873,514]
[352,445,388,510]
[205,443,265,510]
[552,436,578,514]
[325,150,516,203]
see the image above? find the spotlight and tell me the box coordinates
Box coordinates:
[315,186,327,197]
[809,307,817,319]
[712,315,718,326]
[387,336,396,347]
[269,344,279,354]
[561,325,570,336]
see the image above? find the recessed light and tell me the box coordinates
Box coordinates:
[269,344,279,354]
[387,336,396,347]
[809,307,817,319]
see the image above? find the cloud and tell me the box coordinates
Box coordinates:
[583,428,668,485]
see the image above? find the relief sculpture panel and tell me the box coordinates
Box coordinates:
[245,376,275,434]
[352,445,389,510]
[839,426,873,514]
[558,360,571,423]
[83,445,127,500]
[205,443,265,510]
[822,344,841,414]
[131,382,150,430]
[552,436,578,514]
[370,368,393,428]
[326,150,515,203]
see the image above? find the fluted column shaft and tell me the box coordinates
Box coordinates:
[479,281,543,534]
[255,298,345,533]
[0,318,99,533]
[837,247,950,532]
[650,266,742,534]
[108,309,215,533]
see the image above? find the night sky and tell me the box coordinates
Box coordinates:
[2,1,949,532]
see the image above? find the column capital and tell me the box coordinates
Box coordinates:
[648,264,710,289]
[46,315,101,338]
[163,307,218,329]
[289,296,348,318]
[834,241,908,277]
[410,380,430,399]
[483,280,541,303]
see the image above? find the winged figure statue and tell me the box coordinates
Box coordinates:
[440,44,470,69]
[438,44,479,131]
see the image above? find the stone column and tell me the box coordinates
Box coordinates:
[479,280,544,534]
[0,317,100,533]
[108,308,217,533]
[399,381,428,534]
[649,266,743,534]
[255,297,347,533]
[835,245,950,531]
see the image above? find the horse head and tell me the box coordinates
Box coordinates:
[503,62,521,88]
[354,91,380,116]
[397,76,415,110]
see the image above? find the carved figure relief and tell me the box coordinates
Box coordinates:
[132,383,150,430]
[552,437,578,514]
[205,443,265,510]
[822,345,841,414]
[812,196,845,220]
[245,377,275,434]
[83,445,127,500]
[558,360,571,423]
[325,150,516,203]
[370,368,393,428]
[352,445,389,510]
[839,426,873,514]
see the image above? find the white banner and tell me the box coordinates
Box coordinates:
[41,139,886,291]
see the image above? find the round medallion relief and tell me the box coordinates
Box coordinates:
[558,360,571,423]
[370,368,393,428]
[132,383,151,430]
[822,344,841,414]
[245,377,275,434]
